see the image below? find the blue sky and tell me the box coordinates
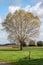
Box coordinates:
[0,0,43,44]
[0,0,35,16]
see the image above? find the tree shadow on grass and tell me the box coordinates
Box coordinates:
[0,48,20,51]
[0,49,20,51]
[11,56,43,65]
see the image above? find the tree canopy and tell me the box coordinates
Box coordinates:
[2,10,40,50]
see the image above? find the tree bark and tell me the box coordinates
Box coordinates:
[20,42,23,51]
[19,40,23,51]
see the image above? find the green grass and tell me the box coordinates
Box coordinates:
[0,47,43,65]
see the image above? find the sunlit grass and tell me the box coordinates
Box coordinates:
[0,47,43,65]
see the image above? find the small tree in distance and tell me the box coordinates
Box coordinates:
[2,10,40,50]
[29,40,35,46]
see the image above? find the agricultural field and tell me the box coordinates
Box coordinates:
[0,47,43,65]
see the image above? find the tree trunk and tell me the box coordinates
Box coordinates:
[20,42,23,51]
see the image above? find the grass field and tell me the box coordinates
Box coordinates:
[0,47,43,65]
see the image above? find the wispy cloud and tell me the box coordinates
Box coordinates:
[9,2,43,21]
[9,6,20,13]
[0,17,2,23]
[9,0,22,6]
[24,2,43,20]
[32,0,43,3]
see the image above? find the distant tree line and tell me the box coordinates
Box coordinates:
[22,40,43,46]
[0,40,43,47]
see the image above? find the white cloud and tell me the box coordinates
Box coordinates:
[40,25,43,32]
[9,2,43,19]
[0,17,2,23]
[9,6,20,13]
[0,17,3,29]
[32,0,43,3]
[0,17,9,44]
[24,2,43,20]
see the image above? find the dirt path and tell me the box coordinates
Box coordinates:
[0,62,12,65]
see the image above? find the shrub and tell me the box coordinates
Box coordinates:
[29,40,35,46]
[37,41,43,46]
